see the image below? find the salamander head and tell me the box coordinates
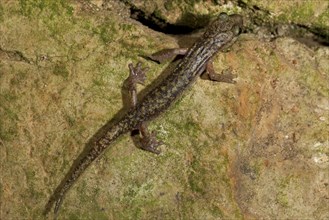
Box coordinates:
[203,12,243,43]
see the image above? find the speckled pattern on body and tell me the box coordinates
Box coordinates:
[45,12,243,217]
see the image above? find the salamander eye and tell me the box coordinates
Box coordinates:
[218,12,228,21]
[233,25,241,35]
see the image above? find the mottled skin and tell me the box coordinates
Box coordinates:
[45,12,243,217]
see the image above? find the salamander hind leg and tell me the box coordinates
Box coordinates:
[149,48,188,63]
[205,58,237,84]
[138,122,162,154]
[126,62,163,154]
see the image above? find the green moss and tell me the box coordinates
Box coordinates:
[92,78,104,87]
[18,0,73,18]
[0,92,18,103]
[0,3,4,22]
[164,1,174,11]
[17,0,75,44]
[188,158,207,194]
[182,120,201,137]
[276,175,294,207]
[0,182,2,199]
[316,9,329,31]
[313,142,329,155]
[309,126,329,143]
[298,68,329,98]
[119,23,135,32]
[77,180,89,203]
[0,123,17,141]
[130,207,142,219]
[67,213,80,220]
[249,159,262,179]
[10,70,28,86]
[91,65,124,93]
[64,113,76,127]
[210,206,224,218]
[53,62,69,78]
[288,2,314,22]
[0,91,19,141]
[272,1,328,32]
[276,190,289,207]
[25,169,36,182]
[89,211,108,220]
[123,185,139,199]
[92,18,117,45]
[153,9,164,20]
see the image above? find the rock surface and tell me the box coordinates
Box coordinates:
[0,1,328,219]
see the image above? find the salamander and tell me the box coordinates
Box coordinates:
[45,12,243,218]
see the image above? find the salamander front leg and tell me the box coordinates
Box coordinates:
[127,62,162,154]
[127,62,148,106]
[205,58,237,84]
[149,48,188,63]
